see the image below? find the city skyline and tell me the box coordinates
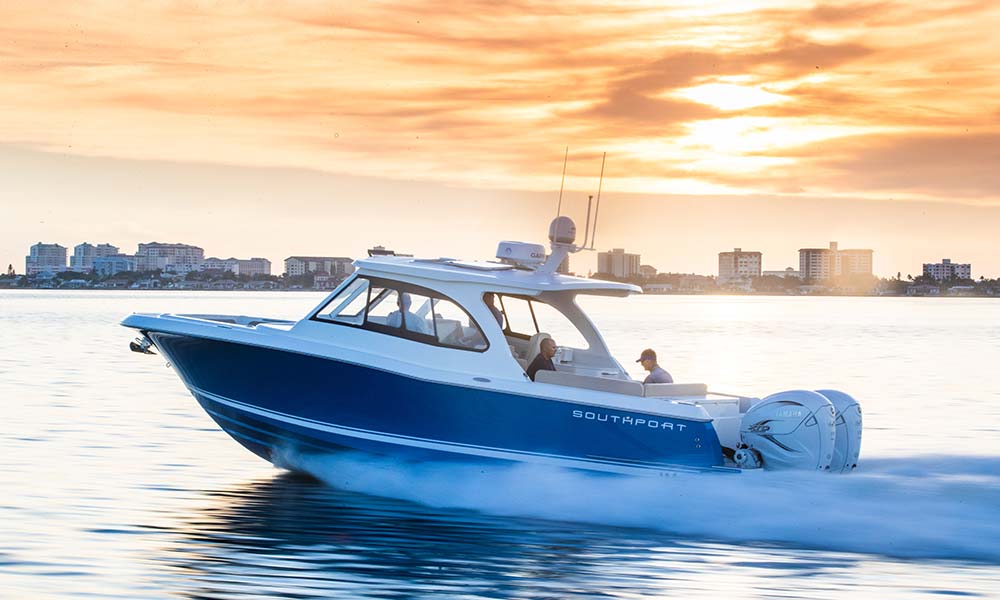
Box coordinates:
[1,2,998,278]
[13,231,978,284]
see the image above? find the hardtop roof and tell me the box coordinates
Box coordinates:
[354,256,641,297]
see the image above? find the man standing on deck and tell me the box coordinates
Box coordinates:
[637,348,673,384]
[527,337,558,381]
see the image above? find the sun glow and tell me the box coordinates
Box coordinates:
[680,117,884,155]
[672,83,789,111]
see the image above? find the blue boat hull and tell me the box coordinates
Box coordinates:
[149,333,726,474]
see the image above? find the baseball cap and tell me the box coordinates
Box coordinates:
[636,348,656,363]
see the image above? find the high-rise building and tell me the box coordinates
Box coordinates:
[923,258,971,281]
[799,242,873,280]
[70,243,119,272]
[136,242,205,273]
[718,248,762,283]
[284,256,354,277]
[237,258,271,277]
[25,243,67,275]
[93,255,137,277]
[839,248,874,276]
[597,248,640,278]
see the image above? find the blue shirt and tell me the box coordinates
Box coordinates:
[644,366,673,384]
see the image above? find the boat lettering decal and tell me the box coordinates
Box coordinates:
[572,409,686,431]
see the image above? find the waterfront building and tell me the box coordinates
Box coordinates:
[763,268,802,279]
[597,248,640,279]
[923,258,971,281]
[25,242,67,275]
[839,248,874,276]
[313,273,350,290]
[284,256,354,277]
[678,274,716,292]
[200,257,271,277]
[718,248,762,284]
[200,257,240,273]
[70,243,119,272]
[367,245,413,257]
[639,265,658,279]
[136,242,204,273]
[799,242,873,280]
[93,254,137,277]
[643,283,673,293]
[237,258,271,277]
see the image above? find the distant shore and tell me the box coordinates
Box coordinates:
[1,287,995,299]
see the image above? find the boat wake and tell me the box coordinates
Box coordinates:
[278,451,1000,563]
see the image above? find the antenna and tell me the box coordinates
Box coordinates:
[556,147,568,217]
[590,152,606,249]
[581,195,593,248]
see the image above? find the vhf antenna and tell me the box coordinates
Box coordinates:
[580,152,606,250]
[590,152,606,250]
[556,146,568,218]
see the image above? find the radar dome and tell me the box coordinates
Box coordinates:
[549,216,576,245]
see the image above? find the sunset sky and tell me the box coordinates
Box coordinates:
[2,1,998,277]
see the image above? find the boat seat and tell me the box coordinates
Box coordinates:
[534,369,644,397]
[644,383,709,397]
[525,331,552,364]
[516,358,529,370]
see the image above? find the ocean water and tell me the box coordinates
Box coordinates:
[1,290,998,598]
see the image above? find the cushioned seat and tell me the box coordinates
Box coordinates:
[643,383,709,397]
[534,369,644,396]
[524,332,551,364]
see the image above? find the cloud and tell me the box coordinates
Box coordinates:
[813,132,1000,198]
[0,1,997,202]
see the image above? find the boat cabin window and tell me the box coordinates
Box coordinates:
[494,293,589,349]
[366,288,434,335]
[315,277,369,325]
[312,276,488,352]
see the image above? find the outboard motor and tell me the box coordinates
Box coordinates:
[817,389,863,472]
[737,390,837,471]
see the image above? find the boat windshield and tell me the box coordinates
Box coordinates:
[494,294,588,349]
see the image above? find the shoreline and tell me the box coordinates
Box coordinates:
[0,287,993,299]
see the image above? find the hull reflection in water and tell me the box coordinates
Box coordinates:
[152,472,872,599]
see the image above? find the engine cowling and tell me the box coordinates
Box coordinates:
[817,389,863,473]
[739,390,837,471]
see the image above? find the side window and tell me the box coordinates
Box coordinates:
[365,288,399,326]
[366,289,434,336]
[315,278,369,325]
[433,298,487,350]
[498,295,537,338]
[312,277,487,352]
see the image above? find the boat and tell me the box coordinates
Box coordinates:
[122,216,862,476]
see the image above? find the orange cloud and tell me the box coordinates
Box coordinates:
[0,0,997,201]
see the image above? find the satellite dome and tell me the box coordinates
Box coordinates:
[549,216,576,245]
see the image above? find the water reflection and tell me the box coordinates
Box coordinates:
[154,472,867,599]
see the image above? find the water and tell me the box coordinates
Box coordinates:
[1,291,998,598]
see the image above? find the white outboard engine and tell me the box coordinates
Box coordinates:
[737,390,837,471]
[817,389,863,472]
